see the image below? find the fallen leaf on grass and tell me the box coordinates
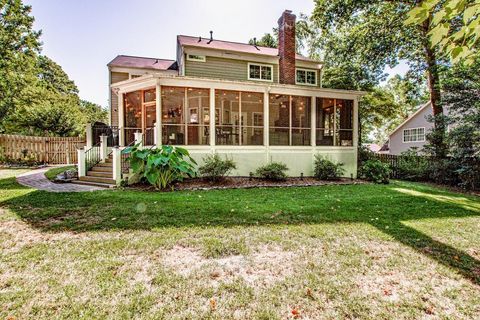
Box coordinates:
[306,287,313,298]
[291,308,301,319]
[209,298,216,311]
[425,306,435,315]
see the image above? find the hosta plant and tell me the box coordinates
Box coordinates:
[122,144,197,189]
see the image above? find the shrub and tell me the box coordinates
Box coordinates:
[255,162,288,181]
[426,157,460,186]
[122,144,197,189]
[360,159,390,184]
[397,148,430,181]
[198,154,236,182]
[314,155,345,180]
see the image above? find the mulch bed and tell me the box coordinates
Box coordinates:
[126,177,367,192]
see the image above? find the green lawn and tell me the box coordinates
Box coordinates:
[0,169,479,319]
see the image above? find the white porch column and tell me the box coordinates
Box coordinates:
[118,91,125,146]
[77,147,86,177]
[311,96,316,147]
[112,147,122,186]
[155,82,162,146]
[134,131,143,147]
[264,90,269,147]
[86,123,93,149]
[99,135,108,162]
[209,87,215,148]
[353,98,359,147]
[353,97,359,178]
[153,125,158,145]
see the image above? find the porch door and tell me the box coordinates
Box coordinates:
[144,104,156,145]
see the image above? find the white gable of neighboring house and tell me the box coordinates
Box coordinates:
[387,102,433,155]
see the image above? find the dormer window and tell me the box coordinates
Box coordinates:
[187,54,206,62]
[296,69,317,86]
[248,63,273,82]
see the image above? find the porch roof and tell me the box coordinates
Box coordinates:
[110,74,366,98]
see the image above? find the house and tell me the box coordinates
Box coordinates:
[363,143,382,153]
[76,10,364,187]
[386,101,432,155]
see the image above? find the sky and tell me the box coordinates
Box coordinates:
[25,0,409,106]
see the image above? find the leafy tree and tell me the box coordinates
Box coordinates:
[5,85,83,136]
[248,14,314,54]
[359,75,428,144]
[0,0,41,130]
[310,0,447,156]
[385,75,429,117]
[439,57,480,189]
[79,100,108,125]
[36,55,78,95]
[4,52,106,136]
[360,88,400,143]
[248,33,277,48]
[406,0,480,65]
[1,1,105,137]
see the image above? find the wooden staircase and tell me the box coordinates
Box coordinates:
[72,155,116,188]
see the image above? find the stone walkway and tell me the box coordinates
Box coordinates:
[16,167,105,192]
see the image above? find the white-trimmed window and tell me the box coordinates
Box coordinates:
[296,69,317,85]
[248,63,273,82]
[403,127,425,143]
[186,54,206,62]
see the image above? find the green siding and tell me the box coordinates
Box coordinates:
[110,72,129,126]
[185,55,279,83]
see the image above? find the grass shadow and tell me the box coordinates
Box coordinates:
[1,177,479,285]
[371,219,480,285]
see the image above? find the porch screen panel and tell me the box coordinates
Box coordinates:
[161,86,186,145]
[215,90,240,145]
[316,98,353,146]
[269,94,290,145]
[144,89,156,103]
[291,95,311,146]
[336,99,353,146]
[124,91,142,145]
[187,88,210,145]
[241,92,264,145]
[144,89,156,145]
[316,98,334,146]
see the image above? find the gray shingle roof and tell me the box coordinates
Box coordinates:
[108,55,178,70]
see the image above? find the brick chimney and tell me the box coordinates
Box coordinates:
[278,10,296,85]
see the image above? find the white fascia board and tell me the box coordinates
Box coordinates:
[112,74,365,99]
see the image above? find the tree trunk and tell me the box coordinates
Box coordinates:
[422,17,446,157]
[422,18,442,117]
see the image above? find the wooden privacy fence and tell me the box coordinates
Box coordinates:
[359,149,402,178]
[370,153,401,178]
[360,150,432,179]
[0,134,86,164]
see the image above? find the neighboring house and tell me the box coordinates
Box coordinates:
[363,143,382,153]
[77,10,365,187]
[387,102,432,155]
